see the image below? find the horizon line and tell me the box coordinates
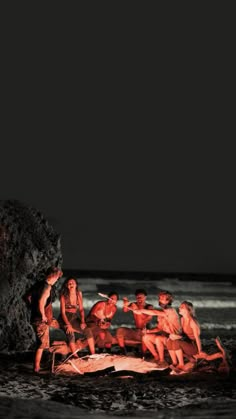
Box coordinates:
[60,268,236,281]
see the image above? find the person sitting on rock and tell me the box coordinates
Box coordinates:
[134,290,181,368]
[58,277,95,357]
[116,288,154,356]
[24,266,63,373]
[86,292,119,353]
[166,300,229,373]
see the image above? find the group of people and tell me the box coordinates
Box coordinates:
[24,267,226,373]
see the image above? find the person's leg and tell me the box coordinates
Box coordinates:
[166,338,181,367]
[99,331,106,345]
[194,337,226,362]
[141,341,148,355]
[66,331,79,357]
[103,330,113,352]
[87,336,95,354]
[172,341,197,370]
[69,342,79,357]
[33,322,49,372]
[154,336,167,362]
[34,348,43,372]
[194,351,223,361]
[178,341,198,367]
[125,330,146,357]
[142,334,159,360]
[70,339,79,357]
[76,338,88,350]
[206,352,224,361]
[168,350,178,366]
[83,327,95,354]
[95,331,106,349]
[175,348,185,368]
[116,327,126,348]
[116,327,130,354]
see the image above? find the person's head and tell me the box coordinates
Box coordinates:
[158,290,174,308]
[60,276,79,296]
[46,267,63,286]
[135,288,147,304]
[107,291,119,305]
[179,301,195,317]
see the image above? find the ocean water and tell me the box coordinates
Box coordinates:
[53,277,236,337]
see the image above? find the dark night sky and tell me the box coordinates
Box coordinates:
[1,20,234,276]
[1,7,235,276]
[2,140,236,275]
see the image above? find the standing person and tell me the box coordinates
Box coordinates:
[86,292,119,352]
[166,301,227,372]
[116,288,154,355]
[24,267,63,373]
[134,290,181,367]
[58,277,95,357]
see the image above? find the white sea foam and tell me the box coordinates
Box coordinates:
[161,299,236,308]
[52,279,236,331]
[110,322,236,330]
[78,277,235,292]
[201,322,236,330]
[53,297,236,310]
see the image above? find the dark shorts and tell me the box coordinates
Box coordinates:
[166,338,197,356]
[58,312,93,343]
[116,327,143,342]
[33,321,50,349]
[87,324,113,347]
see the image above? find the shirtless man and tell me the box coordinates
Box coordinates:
[86,292,119,352]
[134,290,181,368]
[116,288,153,355]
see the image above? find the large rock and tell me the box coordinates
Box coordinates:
[0,200,63,351]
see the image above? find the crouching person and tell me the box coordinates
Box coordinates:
[116,289,153,355]
[134,290,181,368]
[58,277,95,357]
[86,292,119,353]
[166,301,227,373]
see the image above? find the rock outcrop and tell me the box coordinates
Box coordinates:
[0,200,63,351]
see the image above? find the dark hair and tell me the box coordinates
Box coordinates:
[59,277,79,298]
[46,266,59,277]
[108,291,119,300]
[158,290,174,304]
[180,300,195,316]
[135,288,147,296]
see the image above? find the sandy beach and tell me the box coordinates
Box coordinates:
[0,335,236,419]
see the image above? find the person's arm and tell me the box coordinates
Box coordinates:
[133,308,165,316]
[38,285,51,323]
[145,326,161,333]
[122,297,131,312]
[78,291,86,329]
[60,295,74,334]
[191,319,202,354]
[144,304,154,324]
